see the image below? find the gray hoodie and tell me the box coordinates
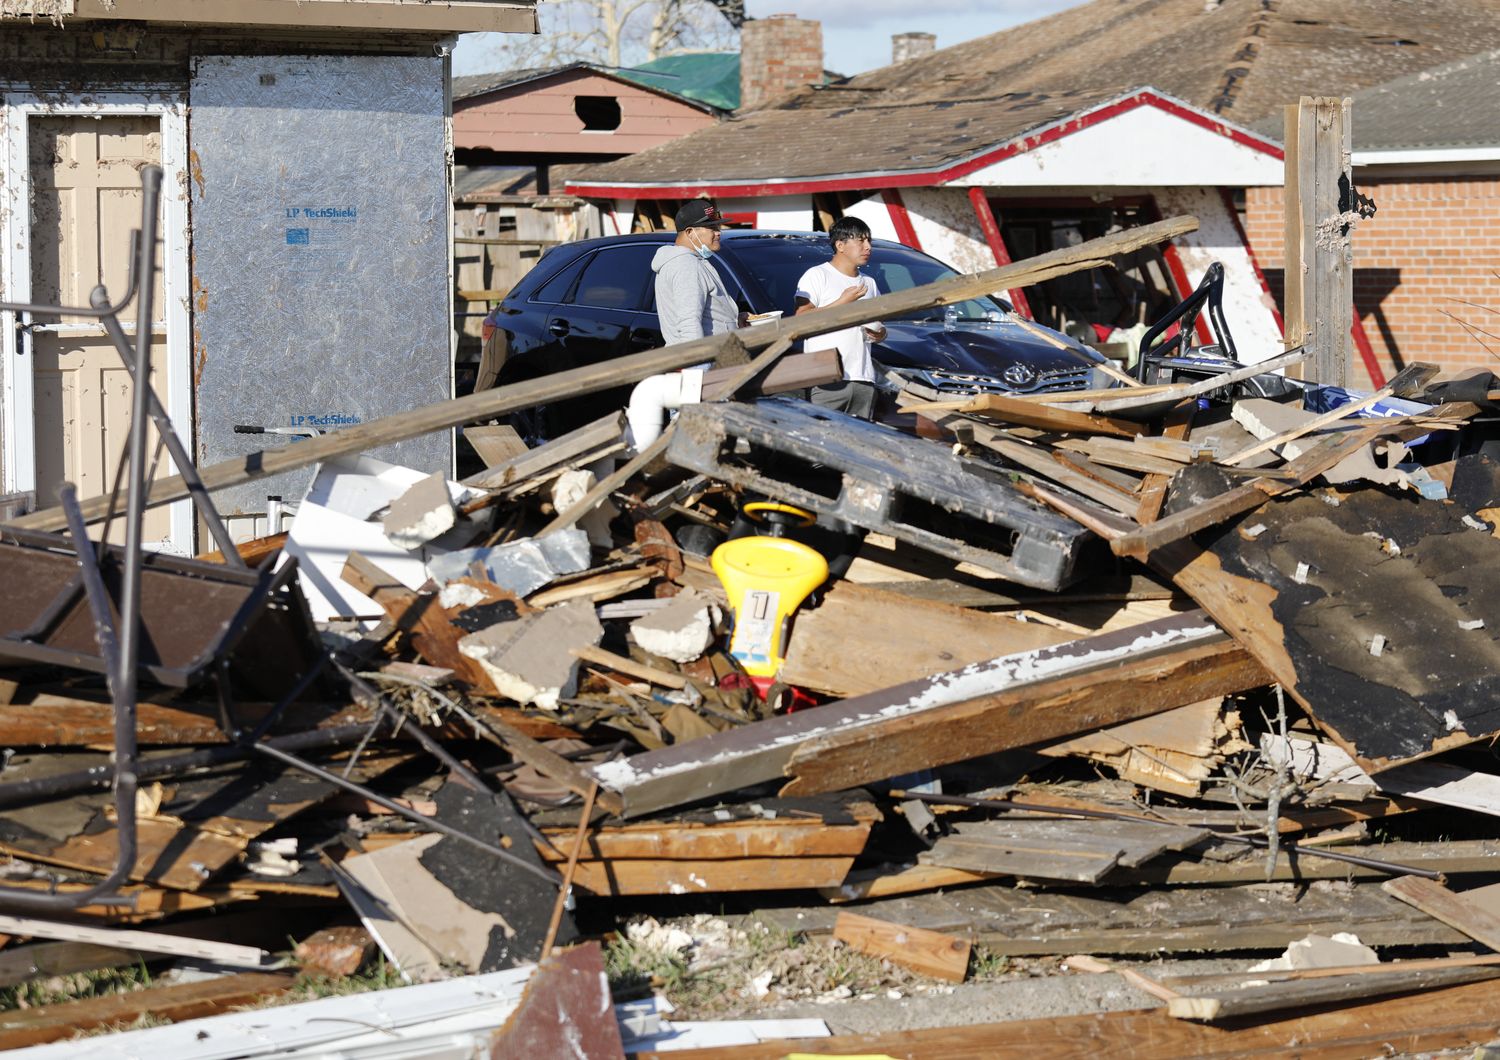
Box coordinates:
[651,244,738,345]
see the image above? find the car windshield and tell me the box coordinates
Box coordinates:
[720,236,1010,323]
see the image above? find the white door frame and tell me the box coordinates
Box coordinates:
[0,90,194,553]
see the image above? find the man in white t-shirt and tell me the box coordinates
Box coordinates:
[793,216,886,420]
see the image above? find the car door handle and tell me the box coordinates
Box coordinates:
[629,328,660,348]
[548,319,570,336]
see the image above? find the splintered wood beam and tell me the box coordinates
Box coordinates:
[1383,877,1500,952]
[11,215,1198,533]
[942,393,1144,438]
[780,635,1266,797]
[591,612,1256,818]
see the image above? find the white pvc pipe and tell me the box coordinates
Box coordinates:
[626,368,704,451]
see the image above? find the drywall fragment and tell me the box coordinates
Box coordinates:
[384,471,457,550]
[629,589,719,663]
[459,599,604,710]
[1248,932,1379,974]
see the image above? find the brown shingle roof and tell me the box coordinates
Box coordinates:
[571,0,1500,189]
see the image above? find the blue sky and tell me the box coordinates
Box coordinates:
[453,1,1079,79]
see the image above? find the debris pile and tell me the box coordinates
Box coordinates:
[6,207,1500,1056]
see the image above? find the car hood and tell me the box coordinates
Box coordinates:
[874,317,1103,378]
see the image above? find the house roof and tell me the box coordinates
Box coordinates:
[569,0,1500,193]
[615,53,741,112]
[453,63,719,113]
[1348,47,1500,151]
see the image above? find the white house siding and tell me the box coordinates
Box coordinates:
[902,187,994,273]
[1153,187,1284,363]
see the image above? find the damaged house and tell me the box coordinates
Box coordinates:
[568,1,1500,390]
[0,0,538,553]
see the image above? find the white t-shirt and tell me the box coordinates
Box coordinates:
[795,262,880,383]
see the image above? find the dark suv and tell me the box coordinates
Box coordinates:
[478,231,1113,438]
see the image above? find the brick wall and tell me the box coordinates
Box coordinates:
[739,14,822,112]
[1246,178,1500,383]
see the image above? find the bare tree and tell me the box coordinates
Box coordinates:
[472,0,738,74]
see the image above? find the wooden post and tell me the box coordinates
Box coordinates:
[1283,97,1353,386]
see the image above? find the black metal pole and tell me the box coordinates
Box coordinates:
[90,280,243,567]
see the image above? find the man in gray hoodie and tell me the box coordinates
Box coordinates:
[651,198,739,347]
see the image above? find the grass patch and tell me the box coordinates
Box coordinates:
[0,958,153,1012]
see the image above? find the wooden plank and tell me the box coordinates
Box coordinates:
[631,978,1500,1059]
[963,428,1144,516]
[755,879,1466,957]
[778,580,1072,696]
[591,613,1245,818]
[463,423,529,468]
[1089,346,1306,414]
[0,694,366,747]
[0,914,267,967]
[571,644,687,689]
[832,911,970,982]
[1168,965,1500,1022]
[923,834,1123,884]
[1137,400,1196,524]
[554,855,859,896]
[780,634,1267,798]
[194,531,288,566]
[0,972,292,1050]
[1383,876,1500,952]
[13,216,1201,534]
[1110,416,1396,561]
[536,801,878,860]
[1065,954,1182,1005]
[466,412,625,489]
[820,863,1001,904]
[937,392,1144,438]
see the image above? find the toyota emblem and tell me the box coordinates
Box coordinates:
[1002,363,1038,388]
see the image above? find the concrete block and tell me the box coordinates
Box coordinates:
[630,589,719,663]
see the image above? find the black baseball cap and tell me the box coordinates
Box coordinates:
[674,198,723,230]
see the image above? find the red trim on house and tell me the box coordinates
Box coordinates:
[1351,316,1387,389]
[566,90,1286,200]
[967,187,1032,318]
[883,189,921,248]
[1143,195,1213,347]
[721,211,757,227]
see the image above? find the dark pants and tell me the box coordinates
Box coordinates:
[809,380,876,420]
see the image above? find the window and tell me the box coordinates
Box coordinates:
[574,95,622,132]
[570,246,655,310]
[531,254,589,304]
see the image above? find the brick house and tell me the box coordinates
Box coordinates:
[0,0,536,552]
[1245,48,1500,384]
[568,1,1500,387]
